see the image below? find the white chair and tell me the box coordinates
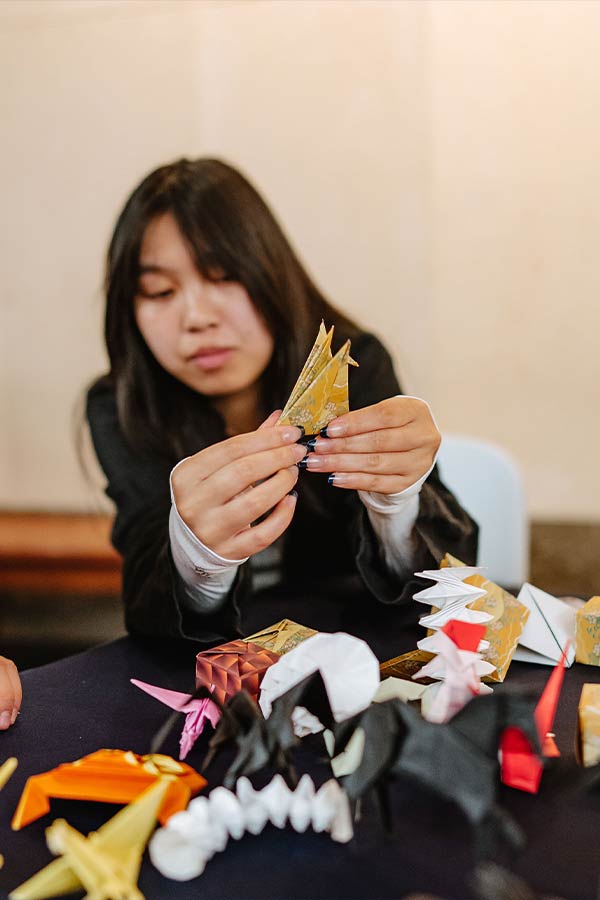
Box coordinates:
[436,435,529,588]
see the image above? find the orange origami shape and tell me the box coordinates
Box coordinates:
[195,639,280,706]
[11,749,206,831]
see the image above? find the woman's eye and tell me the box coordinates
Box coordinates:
[140,288,174,299]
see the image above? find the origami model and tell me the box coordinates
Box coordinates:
[243,619,318,655]
[203,670,337,789]
[414,620,494,724]
[195,639,280,706]
[258,632,380,737]
[278,322,358,435]
[149,773,352,882]
[575,596,600,666]
[131,679,221,760]
[11,749,206,831]
[514,583,576,666]
[10,777,170,900]
[414,565,493,630]
[439,554,530,681]
[333,689,540,854]
[577,682,600,767]
[500,647,568,793]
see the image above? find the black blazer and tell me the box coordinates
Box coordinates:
[86,332,478,647]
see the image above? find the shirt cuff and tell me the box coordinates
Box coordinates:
[169,460,248,612]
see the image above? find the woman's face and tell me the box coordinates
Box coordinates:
[134,212,274,406]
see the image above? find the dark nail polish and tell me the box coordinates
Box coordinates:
[288,489,298,498]
[306,437,317,451]
[297,459,309,469]
[327,474,335,485]
[319,426,329,438]
[296,426,305,438]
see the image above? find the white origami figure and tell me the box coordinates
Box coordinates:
[413,566,493,631]
[149,774,353,882]
[414,619,494,724]
[258,632,380,737]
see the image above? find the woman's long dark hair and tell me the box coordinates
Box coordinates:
[103,157,360,459]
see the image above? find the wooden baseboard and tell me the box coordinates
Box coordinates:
[0,512,121,596]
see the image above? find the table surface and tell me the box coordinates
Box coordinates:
[1,589,599,900]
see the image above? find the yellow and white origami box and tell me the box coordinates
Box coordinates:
[578,683,600,767]
[576,596,600,666]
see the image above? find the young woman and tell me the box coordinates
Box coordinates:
[87,158,477,652]
[0,657,21,730]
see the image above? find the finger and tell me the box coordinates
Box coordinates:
[201,466,299,549]
[176,424,304,488]
[326,472,417,493]
[302,448,432,476]
[258,410,283,429]
[208,443,306,506]
[323,397,424,438]
[221,492,298,559]
[0,659,18,728]
[309,422,426,456]
[6,664,21,723]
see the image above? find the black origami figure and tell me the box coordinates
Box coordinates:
[202,670,337,789]
[333,690,541,856]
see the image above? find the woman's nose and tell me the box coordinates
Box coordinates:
[180,284,220,331]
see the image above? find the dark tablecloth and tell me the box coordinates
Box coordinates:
[1,582,599,900]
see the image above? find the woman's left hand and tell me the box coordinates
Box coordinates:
[302,397,441,494]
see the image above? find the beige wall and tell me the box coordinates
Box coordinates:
[1,0,598,520]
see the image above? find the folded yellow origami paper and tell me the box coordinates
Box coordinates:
[244,619,318,655]
[10,777,170,900]
[278,322,358,435]
[441,554,530,682]
[578,683,600,767]
[575,596,600,666]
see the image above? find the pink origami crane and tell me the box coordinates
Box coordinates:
[131,679,221,760]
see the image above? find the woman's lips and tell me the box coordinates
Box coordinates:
[189,348,233,371]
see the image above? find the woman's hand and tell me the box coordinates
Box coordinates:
[302,397,441,494]
[0,657,22,729]
[171,415,306,559]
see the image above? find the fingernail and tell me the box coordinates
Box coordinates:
[319,426,329,438]
[282,427,303,442]
[297,459,309,470]
[0,712,10,729]
[296,426,305,438]
[305,455,323,469]
[10,708,17,725]
[305,437,317,451]
[287,489,298,499]
[327,474,336,486]
[325,422,345,437]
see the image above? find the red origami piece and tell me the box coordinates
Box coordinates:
[195,639,280,706]
[500,644,569,793]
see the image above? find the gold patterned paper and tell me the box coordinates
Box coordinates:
[379,649,436,684]
[578,683,600,766]
[278,322,358,434]
[440,553,529,683]
[576,597,600,666]
[243,619,318,655]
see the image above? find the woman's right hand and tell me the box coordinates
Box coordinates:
[0,657,21,729]
[171,416,306,560]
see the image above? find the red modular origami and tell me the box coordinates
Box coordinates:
[500,645,569,794]
[195,640,280,706]
[441,619,487,652]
